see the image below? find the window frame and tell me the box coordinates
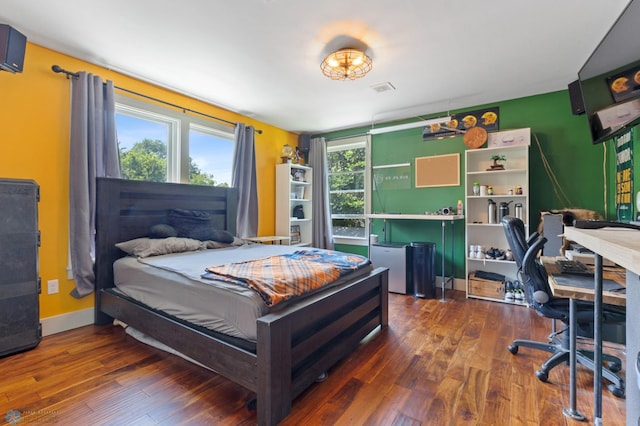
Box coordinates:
[115,94,234,184]
[326,135,371,246]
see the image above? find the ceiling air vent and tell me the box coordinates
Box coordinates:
[370,82,396,93]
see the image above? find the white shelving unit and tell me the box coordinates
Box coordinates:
[275,163,313,246]
[465,143,529,303]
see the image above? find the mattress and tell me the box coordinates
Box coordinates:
[113,243,371,342]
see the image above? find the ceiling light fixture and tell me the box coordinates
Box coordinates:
[321,48,372,80]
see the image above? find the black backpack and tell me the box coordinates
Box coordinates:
[292,205,304,219]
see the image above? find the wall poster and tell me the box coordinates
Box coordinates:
[615,130,634,221]
[422,107,500,141]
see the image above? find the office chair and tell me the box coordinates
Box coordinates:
[501,216,625,397]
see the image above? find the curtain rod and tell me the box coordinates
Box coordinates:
[51,65,263,134]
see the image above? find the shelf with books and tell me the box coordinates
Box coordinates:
[276,163,313,245]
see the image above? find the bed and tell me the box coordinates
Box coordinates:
[94,177,389,426]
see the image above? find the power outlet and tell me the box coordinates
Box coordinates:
[47,279,59,294]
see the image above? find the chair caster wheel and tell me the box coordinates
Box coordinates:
[608,361,621,372]
[536,370,548,382]
[508,344,518,355]
[608,384,625,398]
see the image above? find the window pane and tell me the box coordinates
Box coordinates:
[329,171,365,191]
[332,218,366,238]
[189,129,233,187]
[327,148,365,173]
[116,113,168,182]
[327,144,367,238]
[329,191,364,215]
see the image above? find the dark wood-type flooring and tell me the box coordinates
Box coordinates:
[0,290,626,425]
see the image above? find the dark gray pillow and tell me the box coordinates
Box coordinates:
[149,224,178,239]
[169,209,211,237]
[187,227,235,244]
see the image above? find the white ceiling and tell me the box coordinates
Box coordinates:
[0,0,631,133]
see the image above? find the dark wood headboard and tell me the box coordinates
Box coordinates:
[94,177,238,323]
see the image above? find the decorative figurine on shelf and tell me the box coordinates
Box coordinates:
[294,148,305,165]
[292,169,305,182]
[487,155,506,171]
[281,144,294,163]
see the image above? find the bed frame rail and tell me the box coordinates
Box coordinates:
[94,177,389,426]
[100,290,258,390]
[99,266,388,426]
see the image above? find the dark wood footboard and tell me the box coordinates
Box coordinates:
[256,266,388,424]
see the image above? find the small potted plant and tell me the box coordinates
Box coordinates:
[488,154,506,170]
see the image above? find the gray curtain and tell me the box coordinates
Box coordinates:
[69,72,120,298]
[309,137,334,249]
[232,123,258,238]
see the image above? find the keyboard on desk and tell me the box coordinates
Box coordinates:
[556,259,593,276]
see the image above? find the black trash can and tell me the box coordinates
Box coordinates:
[407,242,436,299]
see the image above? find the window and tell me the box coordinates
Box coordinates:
[327,136,370,243]
[189,124,234,187]
[115,95,234,186]
[115,106,175,182]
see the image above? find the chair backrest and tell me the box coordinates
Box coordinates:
[503,218,582,324]
[501,216,530,269]
[502,216,556,309]
[521,235,554,305]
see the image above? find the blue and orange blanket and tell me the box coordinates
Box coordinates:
[202,249,370,307]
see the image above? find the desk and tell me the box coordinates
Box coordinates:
[542,256,626,420]
[562,226,640,425]
[244,235,291,244]
[543,257,626,306]
[366,214,464,301]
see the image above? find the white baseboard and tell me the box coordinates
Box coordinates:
[436,276,466,292]
[41,308,94,336]
[452,277,465,292]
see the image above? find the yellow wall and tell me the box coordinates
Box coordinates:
[0,43,297,319]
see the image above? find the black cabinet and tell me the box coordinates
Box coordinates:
[0,178,41,357]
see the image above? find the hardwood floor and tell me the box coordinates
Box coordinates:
[0,290,626,425]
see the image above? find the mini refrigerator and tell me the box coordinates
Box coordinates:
[370,242,409,294]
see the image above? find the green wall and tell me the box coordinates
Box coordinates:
[334,243,367,257]
[324,89,638,279]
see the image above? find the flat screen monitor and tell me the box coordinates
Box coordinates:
[578,0,640,144]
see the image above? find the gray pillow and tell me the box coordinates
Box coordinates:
[115,237,205,258]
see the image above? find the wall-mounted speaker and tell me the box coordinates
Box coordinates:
[298,134,311,153]
[0,24,27,73]
[568,80,585,115]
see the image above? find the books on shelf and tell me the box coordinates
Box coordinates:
[290,224,301,244]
